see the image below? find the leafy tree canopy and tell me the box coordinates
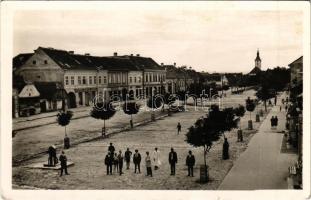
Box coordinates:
[57,110,73,126]
[90,101,116,120]
[245,97,256,112]
[186,105,238,149]
[123,102,140,115]
[234,105,246,117]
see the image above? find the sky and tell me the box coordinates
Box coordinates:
[13,4,303,73]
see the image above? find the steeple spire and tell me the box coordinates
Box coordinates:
[255,49,261,69]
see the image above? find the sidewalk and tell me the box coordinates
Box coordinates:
[218,93,298,190]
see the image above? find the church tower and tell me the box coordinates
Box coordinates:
[255,49,261,69]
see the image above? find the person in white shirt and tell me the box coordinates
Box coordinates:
[152,147,161,170]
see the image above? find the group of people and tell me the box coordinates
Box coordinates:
[270,116,279,128]
[104,143,124,175]
[104,143,196,177]
[47,145,69,177]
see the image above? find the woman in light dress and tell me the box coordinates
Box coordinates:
[152,147,161,170]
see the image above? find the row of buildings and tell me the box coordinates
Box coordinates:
[287,56,303,189]
[12,47,264,117]
[13,47,207,117]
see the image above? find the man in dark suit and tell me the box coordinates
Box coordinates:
[133,149,141,173]
[59,151,69,176]
[186,150,195,177]
[124,148,132,170]
[168,148,178,175]
[105,151,113,175]
[48,145,55,166]
[108,143,115,154]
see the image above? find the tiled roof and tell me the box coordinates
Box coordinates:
[40,47,139,71]
[123,56,163,71]
[288,56,303,67]
[13,53,34,70]
[162,65,187,79]
[248,66,261,75]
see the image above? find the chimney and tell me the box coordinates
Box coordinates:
[173,62,176,67]
[69,51,74,54]
[114,52,118,56]
[161,63,164,66]
[130,54,133,56]
[136,54,140,57]
[85,53,90,56]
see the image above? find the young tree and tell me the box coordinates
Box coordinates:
[147,95,163,121]
[234,105,246,141]
[208,105,238,139]
[186,117,220,182]
[256,85,274,112]
[234,105,246,129]
[186,105,238,181]
[90,101,116,137]
[123,101,140,128]
[209,105,238,160]
[57,110,73,149]
[245,97,256,130]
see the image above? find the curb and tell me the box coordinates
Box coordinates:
[13,114,90,132]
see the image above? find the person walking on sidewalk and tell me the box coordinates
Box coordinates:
[105,152,113,175]
[270,116,275,129]
[186,150,195,177]
[145,151,153,177]
[124,148,132,170]
[59,151,69,176]
[177,122,181,135]
[118,150,124,175]
[168,148,178,175]
[133,149,141,174]
[222,138,230,160]
[152,147,161,170]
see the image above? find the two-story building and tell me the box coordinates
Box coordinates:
[13,47,167,113]
[120,54,166,97]
[162,63,178,94]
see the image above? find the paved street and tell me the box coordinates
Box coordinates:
[218,93,297,190]
[12,89,273,190]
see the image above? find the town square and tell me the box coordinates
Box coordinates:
[0,1,309,199]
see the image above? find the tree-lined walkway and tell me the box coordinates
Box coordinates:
[218,93,297,190]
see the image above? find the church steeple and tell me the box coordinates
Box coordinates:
[255,49,261,69]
